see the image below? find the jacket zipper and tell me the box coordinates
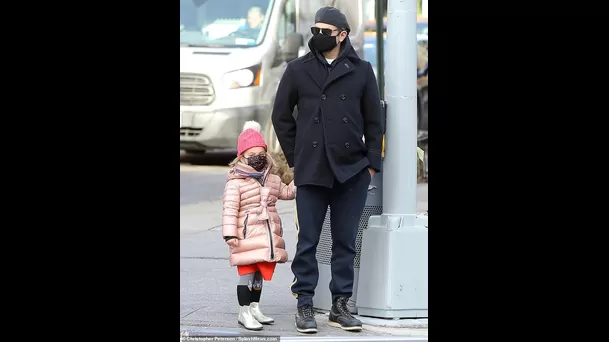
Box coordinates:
[259,174,275,260]
[266,220,274,260]
[243,213,249,238]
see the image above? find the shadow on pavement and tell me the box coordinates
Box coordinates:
[180,151,234,166]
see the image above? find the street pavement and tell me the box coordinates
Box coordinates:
[180,160,428,339]
[180,152,234,205]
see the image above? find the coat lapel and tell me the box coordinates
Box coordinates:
[305,69,323,90]
[323,59,355,91]
[302,54,323,90]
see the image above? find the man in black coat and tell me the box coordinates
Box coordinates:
[271,6,383,334]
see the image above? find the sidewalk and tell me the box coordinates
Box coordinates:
[180,185,428,339]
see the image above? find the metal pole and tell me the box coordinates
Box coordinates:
[375,0,385,98]
[384,0,417,216]
[355,0,427,319]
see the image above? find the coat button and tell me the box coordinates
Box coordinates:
[321,94,327,100]
[342,117,348,123]
[312,141,318,148]
[344,142,350,149]
[314,117,320,123]
[340,94,346,100]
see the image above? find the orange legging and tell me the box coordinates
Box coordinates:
[237,262,276,281]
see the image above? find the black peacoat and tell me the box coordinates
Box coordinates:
[271,36,383,188]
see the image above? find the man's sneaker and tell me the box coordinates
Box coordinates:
[328,296,363,331]
[295,304,318,333]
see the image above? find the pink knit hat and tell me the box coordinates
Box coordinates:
[237,121,267,156]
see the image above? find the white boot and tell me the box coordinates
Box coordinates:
[238,305,263,330]
[250,302,275,324]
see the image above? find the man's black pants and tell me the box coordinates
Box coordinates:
[291,168,370,308]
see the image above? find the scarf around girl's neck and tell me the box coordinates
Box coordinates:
[234,161,267,182]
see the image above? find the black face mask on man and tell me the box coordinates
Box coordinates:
[246,154,267,172]
[310,34,338,53]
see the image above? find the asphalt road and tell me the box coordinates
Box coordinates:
[180,152,429,208]
[180,152,234,205]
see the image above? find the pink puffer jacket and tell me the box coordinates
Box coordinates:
[222,167,296,266]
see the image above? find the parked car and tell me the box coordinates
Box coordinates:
[416,20,428,39]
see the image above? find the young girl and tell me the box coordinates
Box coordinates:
[222,121,296,331]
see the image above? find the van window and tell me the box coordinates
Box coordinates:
[180,0,275,47]
[277,0,297,47]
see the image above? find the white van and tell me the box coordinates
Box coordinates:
[180,0,367,155]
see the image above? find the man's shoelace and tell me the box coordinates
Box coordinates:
[336,298,354,318]
[301,305,314,318]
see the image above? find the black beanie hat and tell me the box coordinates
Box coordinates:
[314,6,350,33]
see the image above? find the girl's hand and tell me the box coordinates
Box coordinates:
[289,180,296,195]
[226,238,239,248]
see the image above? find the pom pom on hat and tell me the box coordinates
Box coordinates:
[242,120,261,133]
[237,121,267,156]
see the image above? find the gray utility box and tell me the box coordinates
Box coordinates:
[356,212,429,319]
[312,171,383,313]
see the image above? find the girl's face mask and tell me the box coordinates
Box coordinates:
[246,154,267,172]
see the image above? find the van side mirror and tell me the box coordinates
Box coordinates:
[282,32,304,62]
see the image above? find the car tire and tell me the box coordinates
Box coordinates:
[421,141,428,181]
[417,87,428,131]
